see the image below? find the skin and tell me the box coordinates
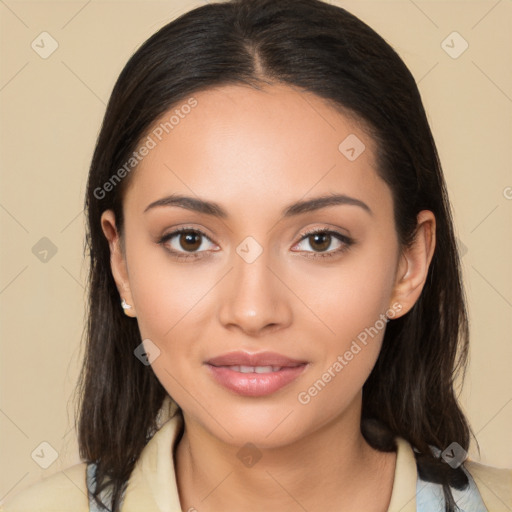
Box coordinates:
[101,83,436,512]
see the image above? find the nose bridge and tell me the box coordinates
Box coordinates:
[218,237,291,333]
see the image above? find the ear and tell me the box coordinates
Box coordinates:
[100,210,137,318]
[389,210,436,318]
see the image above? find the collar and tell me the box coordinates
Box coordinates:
[121,396,418,512]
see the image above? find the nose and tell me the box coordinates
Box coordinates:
[217,247,292,337]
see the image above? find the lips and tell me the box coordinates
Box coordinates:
[205,351,308,397]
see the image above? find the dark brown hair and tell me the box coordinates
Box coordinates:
[76,0,473,510]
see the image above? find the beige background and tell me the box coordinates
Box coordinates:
[1,0,511,503]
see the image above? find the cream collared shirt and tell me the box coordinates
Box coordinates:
[2,396,510,511]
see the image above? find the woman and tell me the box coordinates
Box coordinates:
[2,0,510,511]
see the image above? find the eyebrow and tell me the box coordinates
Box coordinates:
[143,193,373,218]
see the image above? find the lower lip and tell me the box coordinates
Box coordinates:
[206,364,308,397]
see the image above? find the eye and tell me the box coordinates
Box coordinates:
[158,226,354,261]
[158,227,218,260]
[292,228,353,259]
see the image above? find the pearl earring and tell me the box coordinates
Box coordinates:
[121,298,132,310]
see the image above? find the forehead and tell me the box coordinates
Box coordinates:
[123,84,388,218]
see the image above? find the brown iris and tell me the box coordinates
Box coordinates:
[179,231,202,251]
[308,232,331,252]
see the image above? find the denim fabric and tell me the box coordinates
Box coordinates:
[416,466,488,512]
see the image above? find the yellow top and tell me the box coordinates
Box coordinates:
[1,396,511,511]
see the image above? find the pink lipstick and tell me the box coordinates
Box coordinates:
[205,351,308,397]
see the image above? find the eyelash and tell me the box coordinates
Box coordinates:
[157,226,354,261]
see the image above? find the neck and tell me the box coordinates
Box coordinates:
[174,398,397,512]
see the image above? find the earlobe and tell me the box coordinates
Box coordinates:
[389,210,436,318]
[100,210,137,318]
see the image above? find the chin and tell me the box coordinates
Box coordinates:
[190,399,312,448]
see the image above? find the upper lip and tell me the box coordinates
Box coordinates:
[206,351,307,367]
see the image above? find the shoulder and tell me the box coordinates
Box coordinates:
[464,459,512,511]
[0,463,89,512]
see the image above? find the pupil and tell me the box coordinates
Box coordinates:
[311,233,330,252]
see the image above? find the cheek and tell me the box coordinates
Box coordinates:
[293,242,397,402]
[298,245,398,350]
[127,241,214,341]
[295,282,392,425]
[327,269,393,344]
[129,258,212,404]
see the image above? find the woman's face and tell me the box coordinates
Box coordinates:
[102,83,429,448]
